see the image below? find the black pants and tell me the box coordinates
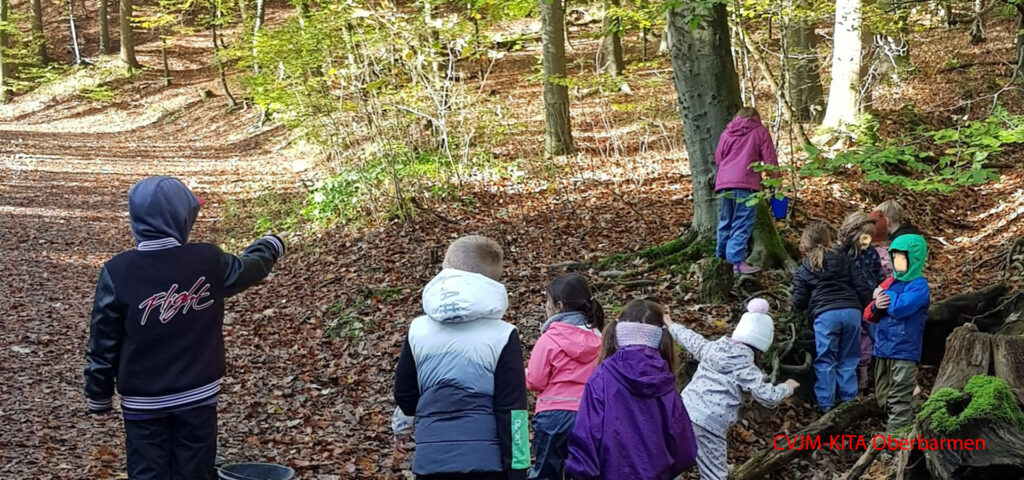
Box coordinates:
[125,405,217,480]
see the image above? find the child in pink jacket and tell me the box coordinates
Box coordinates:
[527,274,604,480]
[714,107,779,275]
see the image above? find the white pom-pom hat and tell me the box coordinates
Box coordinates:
[732,298,774,352]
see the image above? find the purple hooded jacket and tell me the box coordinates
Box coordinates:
[565,346,697,480]
[714,117,779,192]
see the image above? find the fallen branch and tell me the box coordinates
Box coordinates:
[841,446,883,480]
[731,396,883,480]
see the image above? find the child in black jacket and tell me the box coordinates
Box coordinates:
[792,223,872,412]
[84,176,284,480]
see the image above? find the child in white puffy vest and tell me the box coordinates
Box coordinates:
[664,299,799,480]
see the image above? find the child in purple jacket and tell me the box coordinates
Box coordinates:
[714,107,779,275]
[565,299,697,480]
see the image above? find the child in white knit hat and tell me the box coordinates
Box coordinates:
[663,299,799,480]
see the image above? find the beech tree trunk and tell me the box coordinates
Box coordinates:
[1016,6,1024,76]
[99,0,111,54]
[600,0,624,76]
[822,0,865,128]
[31,0,47,63]
[969,0,986,45]
[0,0,9,104]
[541,0,573,155]
[783,0,824,122]
[667,2,741,236]
[697,257,733,304]
[120,0,141,69]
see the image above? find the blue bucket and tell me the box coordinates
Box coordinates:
[770,196,790,219]
[218,463,295,480]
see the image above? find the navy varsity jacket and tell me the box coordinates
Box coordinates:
[84,176,284,415]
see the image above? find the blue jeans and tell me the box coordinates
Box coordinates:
[715,189,756,264]
[528,410,576,480]
[813,309,862,410]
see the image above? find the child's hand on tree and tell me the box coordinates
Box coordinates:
[785,379,800,390]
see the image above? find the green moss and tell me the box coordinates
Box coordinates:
[918,375,1024,434]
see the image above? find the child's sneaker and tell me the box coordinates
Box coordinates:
[734,262,761,275]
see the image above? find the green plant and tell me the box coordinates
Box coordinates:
[918,375,1024,434]
[79,85,117,102]
[791,108,1017,194]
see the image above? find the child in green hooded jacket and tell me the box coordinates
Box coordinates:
[863,234,930,432]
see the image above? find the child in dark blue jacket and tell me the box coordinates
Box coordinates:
[792,223,872,412]
[84,176,284,479]
[837,212,883,389]
[864,234,930,432]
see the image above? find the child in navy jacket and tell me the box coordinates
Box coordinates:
[84,176,284,479]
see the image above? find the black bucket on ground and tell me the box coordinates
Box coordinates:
[217,463,295,480]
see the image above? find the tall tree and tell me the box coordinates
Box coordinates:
[822,0,865,128]
[667,2,742,235]
[252,0,265,73]
[31,0,47,63]
[600,0,624,76]
[120,0,141,68]
[0,0,8,103]
[540,0,573,155]
[99,0,111,53]
[782,0,824,122]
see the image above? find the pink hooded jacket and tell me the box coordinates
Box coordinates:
[527,319,602,413]
[714,117,779,192]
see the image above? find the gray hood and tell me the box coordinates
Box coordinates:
[422,269,508,324]
[700,337,755,374]
[128,176,201,246]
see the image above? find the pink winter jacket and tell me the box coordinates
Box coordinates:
[526,321,602,413]
[714,117,779,192]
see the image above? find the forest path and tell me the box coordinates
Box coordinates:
[0,45,305,475]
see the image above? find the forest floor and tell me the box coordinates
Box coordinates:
[4,6,1024,480]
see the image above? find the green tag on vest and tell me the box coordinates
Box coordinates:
[511,410,530,469]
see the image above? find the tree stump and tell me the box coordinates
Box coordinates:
[992,335,1024,405]
[696,257,733,305]
[916,376,1024,480]
[933,324,991,392]
[746,201,796,271]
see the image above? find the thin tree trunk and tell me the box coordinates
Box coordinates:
[211,2,236,108]
[1016,6,1024,77]
[667,2,742,235]
[252,0,265,73]
[541,0,573,155]
[296,0,309,28]
[739,26,811,145]
[822,0,864,128]
[99,0,110,54]
[120,0,141,69]
[600,0,624,76]
[783,0,823,122]
[969,0,989,45]
[237,0,248,30]
[31,0,47,64]
[68,0,83,64]
[0,0,9,103]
